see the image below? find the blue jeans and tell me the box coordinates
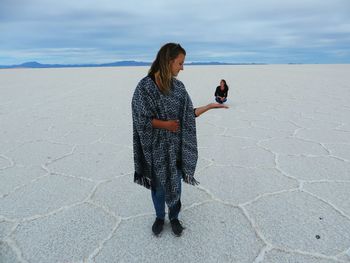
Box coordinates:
[215,96,227,104]
[151,170,182,220]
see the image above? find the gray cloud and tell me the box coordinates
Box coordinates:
[1,0,349,64]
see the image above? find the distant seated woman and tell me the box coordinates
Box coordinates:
[214,79,229,104]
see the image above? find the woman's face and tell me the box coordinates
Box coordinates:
[220,80,225,87]
[170,53,185,76]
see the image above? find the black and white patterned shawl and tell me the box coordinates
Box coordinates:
[132,75,198,207]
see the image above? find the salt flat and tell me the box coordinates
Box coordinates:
[0,65,350,263]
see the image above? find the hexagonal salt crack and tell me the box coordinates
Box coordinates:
[6,141,72,167]
[95,202,264,263]
[262,249,339,263]
[225,127,293,140]
[259,137,329,155]
[292,118,340,130]
[195,156,212,173]
[337,251,350,262]
[198,135,256,152]
[13,203,116,263]
[296,129,350,144]
[198,166,298,205]
[21,115,74,141]
[278,155,350,181]
[48,143,132,181]
[323,143,350,161]
[304,182,350,218]
[245,191,350,255]
[251,119,299,133]
[0,221,14,239]
[201,145,275,168]
[196,121,225,136]
[181,183,212,209]
[0,241,21,263]
[0,155,12,169]
[92,175,211,218]
[0,174,95,219]
[100,127,132,146]
[338,123,350,132]
[92,175,154,218]
[0,166,46,197]
[54,122,111,145]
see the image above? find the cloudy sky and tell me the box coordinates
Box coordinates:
[1,0,350,64]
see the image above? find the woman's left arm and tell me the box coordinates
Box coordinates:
[194,103,228,117]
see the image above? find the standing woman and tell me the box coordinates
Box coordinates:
[132,43,227,237]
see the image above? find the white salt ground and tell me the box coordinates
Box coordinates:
[0,65,349,262]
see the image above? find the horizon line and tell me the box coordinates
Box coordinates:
[1,60,349,69]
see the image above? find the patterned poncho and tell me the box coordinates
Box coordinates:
[132,75,198,207]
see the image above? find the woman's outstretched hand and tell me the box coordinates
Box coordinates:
[207,102,229,109]
[195,103,229,117]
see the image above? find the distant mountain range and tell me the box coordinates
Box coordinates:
[0,61,264,69]
[0,61,151,69]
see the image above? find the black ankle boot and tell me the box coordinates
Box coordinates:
[152,218,164,236]
[170,219,184,236]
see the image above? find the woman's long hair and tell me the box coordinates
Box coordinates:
[149,43,186,94]
[221,79,229,90]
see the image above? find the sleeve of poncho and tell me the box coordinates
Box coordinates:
[181,87,199,185]
[131,81,156,188]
